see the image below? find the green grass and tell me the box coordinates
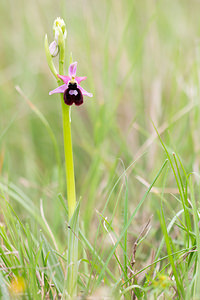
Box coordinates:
[0,0,200,298]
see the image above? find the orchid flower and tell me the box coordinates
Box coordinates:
[49,62,93,106]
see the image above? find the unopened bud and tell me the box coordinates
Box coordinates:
[49,41,59,57]
[53,17,67,43]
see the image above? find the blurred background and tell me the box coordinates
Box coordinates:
[0,0,200,251]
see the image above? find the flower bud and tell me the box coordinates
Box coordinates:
[53,17,67,44]
[49,40,59,57]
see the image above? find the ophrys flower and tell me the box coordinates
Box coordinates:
[49,62,93,106]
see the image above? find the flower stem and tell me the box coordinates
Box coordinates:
[59,36,78,298]
[61,101,76,219]
[59,39,76,220]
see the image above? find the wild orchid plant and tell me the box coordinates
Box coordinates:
[45,17,92,298]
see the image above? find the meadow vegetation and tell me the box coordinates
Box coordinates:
[0,0,200,299]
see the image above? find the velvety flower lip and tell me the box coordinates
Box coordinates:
[49,62,93,105]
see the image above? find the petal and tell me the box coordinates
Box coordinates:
[75,76,87,84]
[49,84,68,95]
[57,74,70,84]
[68,62,77,77]
[78,85,93,97]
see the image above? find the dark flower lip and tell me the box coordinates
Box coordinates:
[64,83,83,106]
[49,62,93,106]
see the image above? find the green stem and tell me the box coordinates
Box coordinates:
[61,101,76,219]
[59,39,76,220]
[59,34,78,298]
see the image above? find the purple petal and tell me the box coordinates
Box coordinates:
[57,74,70,84]
[68,62,77,77]
[75,76,87,84]
[49,84,68,95]
[78,85,93,97]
